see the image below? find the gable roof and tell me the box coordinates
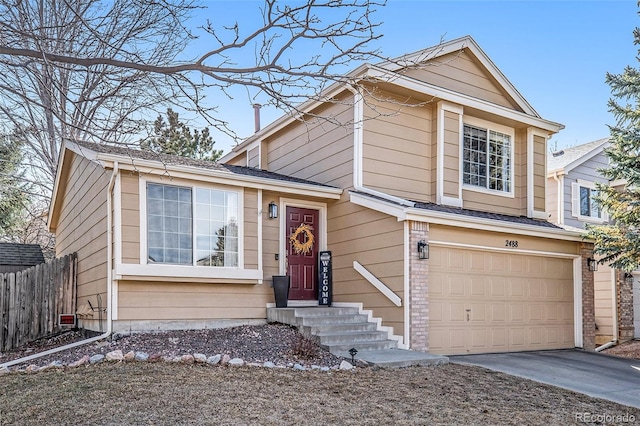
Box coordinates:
[547,137,610,175]
[376,36,538,117]
[70,140,338,189]
[0,243,45,266]
[49,140,342,230]
[222,35,563,163]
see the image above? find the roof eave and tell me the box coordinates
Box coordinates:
[377,35,540,118]
[366,65,564,133]
[220,63,371,162]
[349,191,584,242]
[94,152,342,199]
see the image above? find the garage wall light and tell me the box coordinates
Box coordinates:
[268,202,278,219]
[417,240,429,260]
[587,258,598,272]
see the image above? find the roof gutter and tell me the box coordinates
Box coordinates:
[0,162,119,370]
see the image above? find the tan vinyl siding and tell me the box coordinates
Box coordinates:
[121,172,140,264]
[248,146,260,168]
[261,191,281,285]
[243,188,259,269]
[117,280,272,320]
[533,135,546,212]
[267,94,354,188]
[403,50,522,111]
[594,263,614,345]
[443,110,460,198]
[54,153,110,310]
[328,194,405,337]
[361,93,433,201]
[225,151,247,167]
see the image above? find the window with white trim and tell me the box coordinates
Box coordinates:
[571,180,607,222]
[463,124,512,192]
[147,183,239,267]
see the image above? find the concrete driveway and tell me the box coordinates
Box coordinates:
[450,349,640,409]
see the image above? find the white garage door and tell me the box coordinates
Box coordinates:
[429,246,575,355]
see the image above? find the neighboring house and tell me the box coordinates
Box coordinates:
[0,243,45,273]
[50,35,594,355]
[547,138,636,346]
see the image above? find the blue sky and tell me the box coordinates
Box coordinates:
[192,1,639,154]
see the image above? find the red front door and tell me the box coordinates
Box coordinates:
[286,206,319,300]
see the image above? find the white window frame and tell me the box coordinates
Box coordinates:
[461,116,515,198]
[571,179,608,224]
[125,175,254,281]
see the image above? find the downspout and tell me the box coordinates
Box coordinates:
[0,161,118,369]
[552,171,564,225]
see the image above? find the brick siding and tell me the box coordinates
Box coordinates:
[581,242,596,351]
[617,270,635,341]
[409,221,429,351]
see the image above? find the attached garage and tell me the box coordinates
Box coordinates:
[428,246,575,355]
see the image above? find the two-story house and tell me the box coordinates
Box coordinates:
[49,36,594,355]
[547,138,636,347]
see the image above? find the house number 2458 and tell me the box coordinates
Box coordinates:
[505,240,519,248]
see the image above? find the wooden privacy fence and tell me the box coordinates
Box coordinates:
[0,252,77,352]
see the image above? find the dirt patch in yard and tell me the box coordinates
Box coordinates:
[0,323,343,368]
[603,340,640,360]
[1,362,638,425]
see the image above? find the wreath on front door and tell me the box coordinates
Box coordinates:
[289,223,315,255]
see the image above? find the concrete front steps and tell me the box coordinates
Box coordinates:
[267,306,398,354]
[267,305,449,368]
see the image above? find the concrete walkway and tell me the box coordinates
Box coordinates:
[337,349,449,368]
[450,349,640,409]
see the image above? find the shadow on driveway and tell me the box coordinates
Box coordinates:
[450,349,640,409]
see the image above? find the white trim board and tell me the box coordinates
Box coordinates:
[353,261,402,307]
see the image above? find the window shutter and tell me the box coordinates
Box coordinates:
[571,182,579,217]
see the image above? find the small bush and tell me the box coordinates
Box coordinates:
[291,333,319,360]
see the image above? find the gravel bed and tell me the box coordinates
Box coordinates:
[0,323,345,369]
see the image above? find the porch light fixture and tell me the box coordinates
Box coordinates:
[268,202,278,219]
[417,240,429,260]
[587,258,598,272]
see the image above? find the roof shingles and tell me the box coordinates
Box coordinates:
[70,140,337,189]
[0,243,45,266]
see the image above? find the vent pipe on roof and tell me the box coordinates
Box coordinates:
[253,104,261,133]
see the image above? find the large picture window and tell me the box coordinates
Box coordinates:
[147,183,239,267]
[463,124,512,193]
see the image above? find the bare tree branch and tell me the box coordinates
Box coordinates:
[0,0,394,202]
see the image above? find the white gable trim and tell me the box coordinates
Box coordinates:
[378,36,539,117]
[562,141,610,174]
[366,66,563,133]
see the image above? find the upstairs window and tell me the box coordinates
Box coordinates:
[147,183,239,267]
[572,180,606,222]
[580,186,600,218]
[463,124,512,193]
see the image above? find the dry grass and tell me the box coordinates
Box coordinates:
[1,362,638,425]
